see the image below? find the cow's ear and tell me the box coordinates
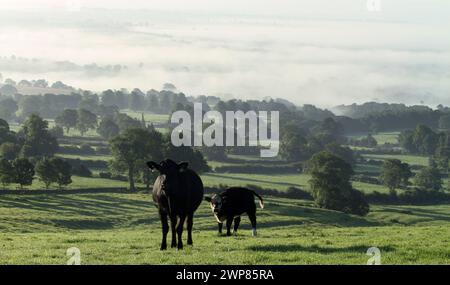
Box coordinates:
[204,196,212,202]
[146,161,161,172]
[178,161,189,170]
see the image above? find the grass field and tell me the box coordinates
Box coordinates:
[0,176,134,190]
[347,132,400,145]
[122,110,170,125]
[362,154,429,167]
[0,191,448,265]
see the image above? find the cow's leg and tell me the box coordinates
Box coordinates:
[177,215,186,250]
[160,211,169,250]
[233,216,241,234]
[226,217,233,236]
[218,222,223,234]
[186,213,194,246]
[170,215,177,248]
[248,212,257,236]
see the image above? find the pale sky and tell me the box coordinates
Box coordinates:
[0,0,449,107]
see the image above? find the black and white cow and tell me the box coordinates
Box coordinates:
[205,187,264,236]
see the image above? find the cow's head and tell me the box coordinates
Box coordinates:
[205,194,223,214]
[146,159,189,194]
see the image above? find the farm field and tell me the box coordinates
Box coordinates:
[0,191,448,265]
[347,132,400,145]
[362,154,429,167]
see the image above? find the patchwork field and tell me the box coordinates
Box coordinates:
[0,191,448,265]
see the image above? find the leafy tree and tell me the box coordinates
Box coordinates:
[19,114,58,158]
[324,143,356,166]
[438,114,450,130]
[350,134,378,148]
[49,126,64,139]
[307,151,368,215]
[97,117,120,139]
[312,117,344,145]
[0,142,20,160]
[279,124,312,161]
[128,89,145,111]
[17,96,42,120]
[114,113,141,132]
[0,120,17,146]
[399,124,438,155]
[0,118,8,129]
[0,84,17,96]
[379,159,412,195]
[76,109,97,136]
[51,158,72,189]
[13,158,35,189]
[164,144,210,174]
[33,79,48,88]
[35,159,56,189]
[110,128,164,190]
[0,98,18,121]
[55,109,78,133]
[414,166,442,191]
[0,159,14,189]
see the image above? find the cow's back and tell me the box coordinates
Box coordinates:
[220,187,256,215]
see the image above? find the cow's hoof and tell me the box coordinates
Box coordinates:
[160,245,167,251]
[171,242,177,248]
[187,240,193,246]
[177,244,184,250]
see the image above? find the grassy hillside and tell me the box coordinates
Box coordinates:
[0,191,448,265]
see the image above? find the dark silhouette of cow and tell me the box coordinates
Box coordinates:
[205,187,264,236]
[147,159,204,250]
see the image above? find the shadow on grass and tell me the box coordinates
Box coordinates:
[377,206,450,223]
[248,244,396,254]
[265,202,380,227]
[204,173,302,188]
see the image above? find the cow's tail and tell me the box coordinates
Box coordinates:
[251,191,264,209]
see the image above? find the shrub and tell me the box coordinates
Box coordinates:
[99,172,112,179]
[79,144,96,155]
[72,164,92,177]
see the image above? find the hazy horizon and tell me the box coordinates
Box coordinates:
[0,0,449,108]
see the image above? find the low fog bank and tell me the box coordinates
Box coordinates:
[0,3,449,108]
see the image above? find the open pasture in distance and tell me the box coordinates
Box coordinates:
[346,132,400,145]
[0,191,448,265]
[0,176,133,190]
[122,110,170,125]
[362,154,429,167]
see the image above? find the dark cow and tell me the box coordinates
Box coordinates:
[147,159,204,250]
[205,187,264,236]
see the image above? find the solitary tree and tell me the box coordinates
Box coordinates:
[76,109,97,136]
[19,114,58,158]
[13,158,35,189]
[35,159,56,189]
[55,109,78,133]
[414,166,443,191]
[109,128,163,190]
[307,151,369,215]
[51,158,72,189]
[379,159,412,196]
[97,117,120,139]
[0,159,14,189]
